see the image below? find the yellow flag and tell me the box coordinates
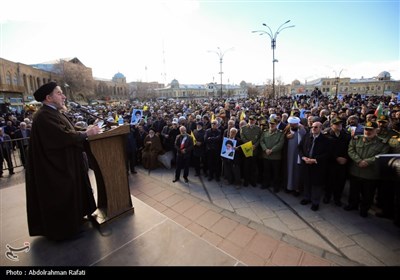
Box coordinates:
[240,111,246,121]
[114,114,119,123]
[190,131,197,145]
[261,100,264,108]
[143,105,149,111]
[211,113,215,122]
[240,141,253,157]
[290,100,298,116]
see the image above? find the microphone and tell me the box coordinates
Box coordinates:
[69,102,88,111]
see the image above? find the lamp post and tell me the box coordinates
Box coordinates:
[333,69,343,98]
[208,47,234,98]
[253,20,294,99]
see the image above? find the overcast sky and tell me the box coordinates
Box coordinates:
[1,0,399,85]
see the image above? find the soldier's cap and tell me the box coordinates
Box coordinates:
[34,81,58,102]
[364,121,378,130]
[249,115,256,120]
[269,117,277,124]
[330,117,343,125]
[260,119,267,125]
[377,115,388,122]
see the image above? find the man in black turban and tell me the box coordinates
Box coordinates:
[33,81,58,102]
[26,81,101,240]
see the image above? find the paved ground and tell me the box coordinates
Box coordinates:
[1,165,399,267]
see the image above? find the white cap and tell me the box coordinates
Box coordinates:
[172,118,178,124]
[287,116,300,124]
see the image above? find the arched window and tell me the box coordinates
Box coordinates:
[6,72,12,85]
[13,73,18,85]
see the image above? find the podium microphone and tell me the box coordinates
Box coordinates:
[68,102,108,122]
[68,101,89,111]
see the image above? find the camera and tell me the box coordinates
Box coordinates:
[376,154,400,181]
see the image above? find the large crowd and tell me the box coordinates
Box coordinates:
[1,90,400,226]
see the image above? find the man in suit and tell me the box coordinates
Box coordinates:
[173,126,194,183]
[14,121,31,167]
[298,121,331,211]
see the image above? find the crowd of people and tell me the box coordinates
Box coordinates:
[1,87,400,241]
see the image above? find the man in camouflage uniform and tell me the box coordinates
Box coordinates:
[240,115,262,187]
[260,117,284,192]
[345,121,390,217]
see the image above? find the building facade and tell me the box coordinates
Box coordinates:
[288,71,400,97]
[155,79,247,100]
[0,57,62,112]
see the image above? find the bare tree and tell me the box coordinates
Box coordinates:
[54,59,94,103]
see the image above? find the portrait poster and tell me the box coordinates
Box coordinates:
[220,137,237,160]
[131,109,143,124]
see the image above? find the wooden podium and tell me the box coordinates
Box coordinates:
[86,125,134,225]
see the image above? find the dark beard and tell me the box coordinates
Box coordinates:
[291,127,298,132]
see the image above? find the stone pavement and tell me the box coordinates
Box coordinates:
[135,165,400,266]
[1,166,399,267]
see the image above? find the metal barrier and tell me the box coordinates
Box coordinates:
[1,137,29,173]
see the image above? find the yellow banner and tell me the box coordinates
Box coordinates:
[190,131,197,145]
[240,141,253,157]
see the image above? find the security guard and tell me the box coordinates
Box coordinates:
[260,117,284,192]
[345,121,390,217]
[323,117,351,206]
[240,115,262,187]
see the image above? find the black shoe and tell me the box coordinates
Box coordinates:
[293,191,301,197]
[311,204,319,211]
[208,177,213,182]
[322,197,330,204]
[375,212,393,219]
[251,182,257,187]
[344,204,357,211]
[284,189,293,194]
[273,188,280,193]
[173,178,180,183]
[243,182,249,187]
[216,177,220,182]
[131,170,137,174]
[334,200,342,207]
[194,173,200,177]
[300,199,311,205]
[9,171,15,175]
[184,177,189,183]
[360,209,368,218]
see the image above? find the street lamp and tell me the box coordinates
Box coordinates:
[333,69,343,98]
[253,20,295,98]
[208,47,234,98]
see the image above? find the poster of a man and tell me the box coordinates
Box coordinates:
[221,137,236,160]
[131,109,143,125]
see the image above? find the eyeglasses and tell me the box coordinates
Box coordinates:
[311,126,319,129]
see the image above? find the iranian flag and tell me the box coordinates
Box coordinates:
[374,102,383,118]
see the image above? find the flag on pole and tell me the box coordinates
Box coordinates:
[240,111,246,121]
[374,102,383,118]
[211,113,215,122]
[290,100,298,116]
[143,105,149,111]
[260,100,264,108]
[190,131,197,145]
[240,141,253,157]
